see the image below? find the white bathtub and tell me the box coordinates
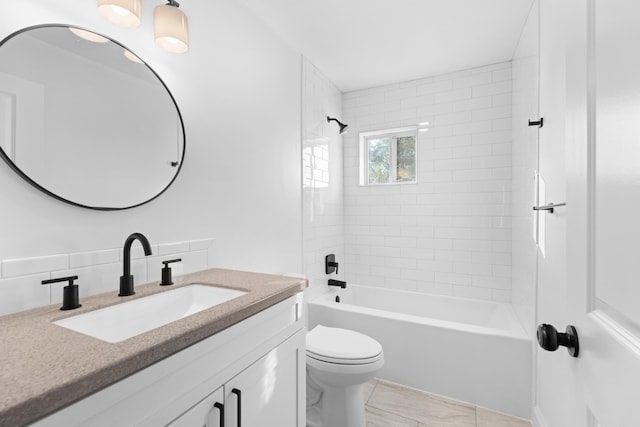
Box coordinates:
[307,285,532,419]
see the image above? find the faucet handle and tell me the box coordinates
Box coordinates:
[160,258,182,286]
[42,276,81,310]
[325,254,339,274]
[162,258,182,267]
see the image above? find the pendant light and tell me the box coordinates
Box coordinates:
[154,0,189,53]
[97,0,142,29]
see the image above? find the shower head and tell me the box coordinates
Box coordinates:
[327,116,349,134]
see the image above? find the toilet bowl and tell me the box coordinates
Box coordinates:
[306,325,384,427]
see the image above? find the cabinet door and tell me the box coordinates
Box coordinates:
[169,387,225,427]
[225,332,303,427]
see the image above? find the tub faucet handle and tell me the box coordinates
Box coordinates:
[325,254,339,274]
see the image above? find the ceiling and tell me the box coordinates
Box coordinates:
[239,0,535,92]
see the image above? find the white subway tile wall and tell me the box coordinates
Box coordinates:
[302,58,346,302]
[0,273,51,315]
[2,254,69,279]
[511,3,539,335]
[343,62,512,302]
[0,238,214,316]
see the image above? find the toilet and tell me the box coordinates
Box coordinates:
[306,325,384,427]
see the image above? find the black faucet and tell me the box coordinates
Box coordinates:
[119,233,153,296]
[328,279,347,289]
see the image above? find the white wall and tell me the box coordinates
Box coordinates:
[342,63,513,302]
[0,1,302,306]
[301,58,344,302]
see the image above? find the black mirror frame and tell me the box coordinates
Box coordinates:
[0,24,186,211]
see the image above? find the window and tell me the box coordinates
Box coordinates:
[359,126,417,185]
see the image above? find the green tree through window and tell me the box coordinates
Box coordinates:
[360,127,417,185]
[396,136,416,182]
[368,138,391,184]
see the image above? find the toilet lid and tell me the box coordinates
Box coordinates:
[306,325,382,363]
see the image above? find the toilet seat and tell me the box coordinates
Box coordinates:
[306,325,383,365]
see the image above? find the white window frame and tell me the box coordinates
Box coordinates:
[359,126,418,186]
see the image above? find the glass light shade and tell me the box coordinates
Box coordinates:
[98,0,142,29]
[154,4,189,53]
[69,28,109,43]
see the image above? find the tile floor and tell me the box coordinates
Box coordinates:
[364,379,531,427]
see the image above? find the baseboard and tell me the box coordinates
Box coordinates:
[531,405,550,427]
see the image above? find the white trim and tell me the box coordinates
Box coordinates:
[532,405,550,427]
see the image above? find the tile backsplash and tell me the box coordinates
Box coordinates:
[0,238,214,316]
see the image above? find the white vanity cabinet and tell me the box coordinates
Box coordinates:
[33,294,305,427]
[169,387,224,427]
[170,329,301,427]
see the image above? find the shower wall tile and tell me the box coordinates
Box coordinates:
[301,57,345,304]
[343,61,513,302]
[511,1,539,335]
[0,237,215,316]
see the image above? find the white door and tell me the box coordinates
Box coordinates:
[535,1,583,426]
[538,0,640,425]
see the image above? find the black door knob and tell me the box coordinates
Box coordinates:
[537,324,579,357]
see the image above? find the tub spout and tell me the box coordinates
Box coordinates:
[328,279,347,289]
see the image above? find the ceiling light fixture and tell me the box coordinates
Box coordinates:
[327,116,349,134]
[98,0,189,53]
[97,0,142,29]
[154,0,189,53]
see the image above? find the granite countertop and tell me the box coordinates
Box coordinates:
[0,268,307,427]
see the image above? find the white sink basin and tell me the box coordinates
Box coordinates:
[53,284,246,343]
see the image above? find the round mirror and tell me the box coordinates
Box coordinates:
[0,25,185,210]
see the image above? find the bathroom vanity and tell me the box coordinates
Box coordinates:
[0,269,306,427]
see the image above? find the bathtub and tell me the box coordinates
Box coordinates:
[307,285,531,419]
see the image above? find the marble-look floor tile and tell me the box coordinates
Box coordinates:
[363,378,378,403]
[366,405,419,427]
[367,380,476,427]
[476,407,531,427]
